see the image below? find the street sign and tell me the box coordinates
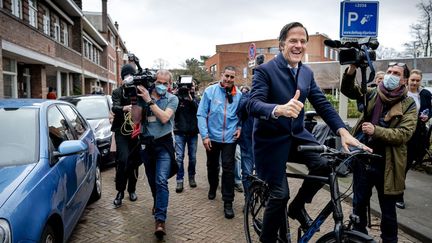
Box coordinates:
[340,1,379,38]
[248,43,256,61]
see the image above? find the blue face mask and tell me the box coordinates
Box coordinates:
[155,84,167,96]
[383,74,400,91]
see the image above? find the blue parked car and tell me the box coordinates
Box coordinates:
[0,99,102,243]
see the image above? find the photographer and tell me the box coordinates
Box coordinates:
[133,69,179,239]
[341,63,417,243]
[174,79,199,193]
[111,64,141,207]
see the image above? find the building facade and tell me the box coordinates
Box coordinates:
[204,33,340,86]
[0,0,128,99]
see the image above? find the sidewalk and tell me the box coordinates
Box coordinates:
[288,163,432,242]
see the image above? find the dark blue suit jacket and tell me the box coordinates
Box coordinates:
[247,53,346,183]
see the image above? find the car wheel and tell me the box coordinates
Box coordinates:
[89,161,102,203]
[40,224,57,243]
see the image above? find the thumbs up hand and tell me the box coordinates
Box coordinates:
[275,90,304,118]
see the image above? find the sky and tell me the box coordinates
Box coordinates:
[83,0,422,69]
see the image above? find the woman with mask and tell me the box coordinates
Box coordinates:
[396,69,432,209]
[341,62,417,243]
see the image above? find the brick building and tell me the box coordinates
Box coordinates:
[204,33,340,87]
[0,0,128,99]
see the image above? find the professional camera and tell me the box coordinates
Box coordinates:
[324,38,379,66]
[123,54,157,97]
[176,75,194,99]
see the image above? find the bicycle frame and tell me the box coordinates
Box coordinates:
[284,168,345,242]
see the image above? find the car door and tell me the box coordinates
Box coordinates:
[47,105,85,229]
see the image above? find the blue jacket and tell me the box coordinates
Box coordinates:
[247,53,346,183]
[197,83,242,143]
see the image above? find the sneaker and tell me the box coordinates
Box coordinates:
[396,201,406,209]
[176,182,184,193]
[234,183,244,193]
[189,177,197,188]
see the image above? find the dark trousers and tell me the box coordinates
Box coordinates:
[114,132,139,193]
[352,160,398,243]
[260,140,330,243]
[206,141,236,202]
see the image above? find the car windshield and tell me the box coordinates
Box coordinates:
[66,97,109,120]
[0,108,38,166]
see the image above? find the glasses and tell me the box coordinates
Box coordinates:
[388,62,406,68]
[224,74,235,79]
[155,81,169,86]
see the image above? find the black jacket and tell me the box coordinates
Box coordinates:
[111,86,133,132]
[174,97,199,136]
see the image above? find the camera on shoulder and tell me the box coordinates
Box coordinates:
[176,75,194,99]
[324,37,379,66]
[123,54,157,97]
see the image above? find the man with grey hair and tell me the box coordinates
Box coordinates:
[134,69,179,239]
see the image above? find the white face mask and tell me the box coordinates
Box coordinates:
[383,74,400,91]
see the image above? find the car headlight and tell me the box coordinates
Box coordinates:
[95,125,111,141]
[0,220,11,243]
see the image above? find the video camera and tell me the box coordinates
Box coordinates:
[324,38,379,66]
[123,54,157,97]
[176,75,194,99]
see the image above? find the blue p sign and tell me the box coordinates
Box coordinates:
[340,1,379,38]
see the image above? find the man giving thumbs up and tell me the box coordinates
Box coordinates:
[247,22,371,243]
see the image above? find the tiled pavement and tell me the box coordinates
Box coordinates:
[69,142,420,243]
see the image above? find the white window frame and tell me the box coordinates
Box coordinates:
[63,24,69,46]
[53,15,60,42]
[11,0,22,19]
[1,0,3,8]
[42,6,50,36]
[2,58,18,98]
[330,49,334,60]
[324,46,329,58]
[28,0,37,28]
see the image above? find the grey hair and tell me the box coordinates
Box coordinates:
[156,69,173,82]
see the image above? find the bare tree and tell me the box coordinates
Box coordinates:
[407,0,432,57]
[153,58,169,69]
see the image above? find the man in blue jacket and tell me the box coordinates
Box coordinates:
[197,66,242,219]
[247,22,370,242]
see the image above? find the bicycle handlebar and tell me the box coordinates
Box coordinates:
[297,145,382,161]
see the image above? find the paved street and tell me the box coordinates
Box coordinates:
[69,142,420,243]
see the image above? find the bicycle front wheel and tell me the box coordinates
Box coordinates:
[244,180,268,243]
[317,230,376,243]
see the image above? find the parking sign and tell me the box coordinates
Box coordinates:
[340,1,379,38]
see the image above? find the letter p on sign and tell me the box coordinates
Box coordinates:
[348,12,358,26]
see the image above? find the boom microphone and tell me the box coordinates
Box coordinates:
[323,40,342,48]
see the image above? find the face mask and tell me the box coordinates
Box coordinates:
[155,84,167,96]
[383,74,400,91]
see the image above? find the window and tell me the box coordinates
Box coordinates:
[48,106,74,149]
[63,25,69,46]
[28,0,37,28]
[256,48,265,54]
[42,6,50,36]
[53,15,60,41]
[330,49,334,60]
[324,46,329,58]
[210,64,217,76]
[110,33,115,48]
[2,57,17,98]
[11,0,22,18]
[58,105,87,138]
[268,47,279,54]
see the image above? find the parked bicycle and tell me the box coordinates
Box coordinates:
[244,145,381,243]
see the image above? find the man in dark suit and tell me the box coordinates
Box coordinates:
[247,22,371,242]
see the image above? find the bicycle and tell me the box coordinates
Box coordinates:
[244,145,381,243]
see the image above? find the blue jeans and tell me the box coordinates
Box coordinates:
[239,136,254,200]
[141,145,171,222]
[175,134,198,182]
[235,145,242,184]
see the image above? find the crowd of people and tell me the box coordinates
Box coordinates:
[106,22,430,243]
